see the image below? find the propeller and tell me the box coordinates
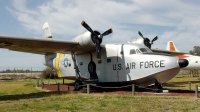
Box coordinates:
[138,31,158,49]
[81,20,113,61]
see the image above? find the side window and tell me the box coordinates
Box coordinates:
[130,49,136,54]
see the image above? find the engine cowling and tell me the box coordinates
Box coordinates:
[73,30,102,51]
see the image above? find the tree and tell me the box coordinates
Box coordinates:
[189,46,200,56]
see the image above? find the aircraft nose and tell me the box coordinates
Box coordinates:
[178,59,189,68]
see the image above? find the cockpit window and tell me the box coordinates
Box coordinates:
[139,48,152,53]
[136,49,141,53]
[130,49,136,54]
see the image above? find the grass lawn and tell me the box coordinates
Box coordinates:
[0,75,200,112]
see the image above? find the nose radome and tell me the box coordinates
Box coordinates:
[178,59,189,68]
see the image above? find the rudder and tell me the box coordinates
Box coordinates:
[42,22,52,38]
[166,41,180,52]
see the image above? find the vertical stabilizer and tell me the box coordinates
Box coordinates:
[166,41,180,52]
[42,22,52,38]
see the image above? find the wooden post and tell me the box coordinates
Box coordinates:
[36,79,39,87]
[132,84,135,96]
[87,84,90,94]
[63,78,64,84]
[195,85,198,98]
[42,82,44,89]
[188,82,191,90]
[68,85,70,90]
[57,83,60,93]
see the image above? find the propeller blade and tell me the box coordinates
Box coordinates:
[138,31,144,38]
[102,28,113,37]
[81,20,96,35]
[152,36,158,42]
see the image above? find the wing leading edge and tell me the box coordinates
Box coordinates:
[0,35,79,55]
[152,48,187,55]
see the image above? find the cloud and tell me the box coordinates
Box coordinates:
[5,0,200,52]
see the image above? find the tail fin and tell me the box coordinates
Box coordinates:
[166,41,180,52]
[42,22,52,38]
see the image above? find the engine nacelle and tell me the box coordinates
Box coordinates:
[72,31,102,50]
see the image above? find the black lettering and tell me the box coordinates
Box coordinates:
[140,62,144,68]
[160,60,165,67]
[155,61,159,68]
[118,63,122,70]
[145,61,149,68]
[132,62,136,69]
[126,63,129,69]
[113,64,116,70]
[149,61,154,68]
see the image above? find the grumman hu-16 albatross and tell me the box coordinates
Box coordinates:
[0,21,188,90]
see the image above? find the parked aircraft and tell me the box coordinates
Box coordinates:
[166,41,200,76]
[0,21,188,90]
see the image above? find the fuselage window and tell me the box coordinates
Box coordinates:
[130,49,136,54]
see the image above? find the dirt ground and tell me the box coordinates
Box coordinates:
[40,84,198,97]
[0,73,42,80]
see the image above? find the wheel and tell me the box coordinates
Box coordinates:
[152,85,161,93]
[74,80,83,91]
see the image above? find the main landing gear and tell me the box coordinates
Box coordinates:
[74,80,83,91]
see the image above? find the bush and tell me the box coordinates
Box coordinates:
[42,67,58,79]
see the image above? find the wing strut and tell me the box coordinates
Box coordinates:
[71,52,82,80]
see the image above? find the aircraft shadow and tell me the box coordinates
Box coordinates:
[0,91,75,101]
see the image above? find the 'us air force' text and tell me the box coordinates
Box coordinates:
[113,60,165,70]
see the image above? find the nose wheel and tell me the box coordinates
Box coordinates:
[74,80,83,91]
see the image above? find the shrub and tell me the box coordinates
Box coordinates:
[42,67,58,79]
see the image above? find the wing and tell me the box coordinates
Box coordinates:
[0,35,79,55]
[152,48,188,55]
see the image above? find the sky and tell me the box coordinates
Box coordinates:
[0,0,200,71]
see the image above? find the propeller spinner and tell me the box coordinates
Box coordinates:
[138,31,158,49]
[81,20,113,61]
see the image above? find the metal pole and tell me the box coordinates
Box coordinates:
[188,82,191,90]
[132,84,135,96]
[195,85,198,98]
[87,84,90,94]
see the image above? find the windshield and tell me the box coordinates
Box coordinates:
[138,48,152,53]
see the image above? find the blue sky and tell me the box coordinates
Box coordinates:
[0,0,200,71]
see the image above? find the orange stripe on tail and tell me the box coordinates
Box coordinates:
[169,42,175,51]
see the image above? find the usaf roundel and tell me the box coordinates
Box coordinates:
[64,58,68,67]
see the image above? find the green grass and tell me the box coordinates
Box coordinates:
[0,75,200,112]
[163,74,200,90]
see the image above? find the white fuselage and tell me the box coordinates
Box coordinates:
[46,43,182,85]
[180,54,200,70]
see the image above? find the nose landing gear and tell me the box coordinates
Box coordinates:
[152,80,163,92]
[74,80,83,91]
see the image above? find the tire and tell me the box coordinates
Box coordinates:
[74,80,83,91]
